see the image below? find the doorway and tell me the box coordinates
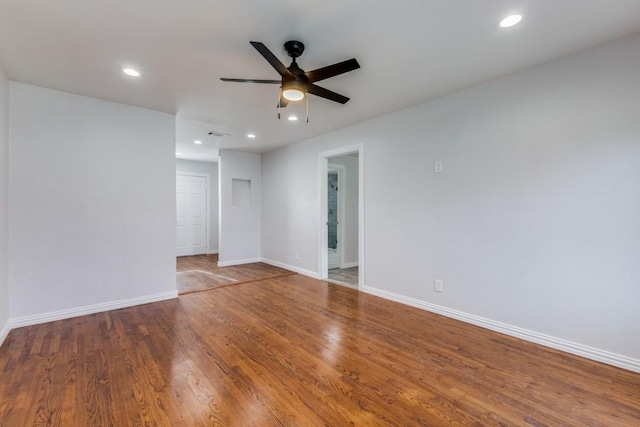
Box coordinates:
[327,165,344,270]
[318,144,364,289]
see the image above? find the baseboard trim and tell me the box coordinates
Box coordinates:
[261,258,321,280]
[207,250,219,255]
[362,285,640,374]
[10,290,179,329]
[340,261,359,269]
[0,320,10,349]
[217,257,262,267]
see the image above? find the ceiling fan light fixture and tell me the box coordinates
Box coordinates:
[220,40,359,109]
[282,81,306,102]
[282,88,305,101]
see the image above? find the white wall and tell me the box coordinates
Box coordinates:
[176,159,219,253]
[261,34,640,367]
[218,150,261,265]
[0,64,9,343]
[329,156,359,266]
[9,83,177,321]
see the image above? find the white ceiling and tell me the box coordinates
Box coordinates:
[1,1,640,163]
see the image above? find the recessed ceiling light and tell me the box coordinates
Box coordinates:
[122,68,141,77]
[247,133,256,138]
[288,115,298,121]
[499,14,522,28]
[194,140,202,145]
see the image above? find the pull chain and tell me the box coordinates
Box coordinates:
[306,93,309,123]
[278,88,281,119]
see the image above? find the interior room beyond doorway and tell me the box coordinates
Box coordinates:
[326,152,360,288]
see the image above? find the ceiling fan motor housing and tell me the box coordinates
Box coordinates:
[284,40,305,59]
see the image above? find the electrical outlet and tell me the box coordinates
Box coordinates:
[434,279,443,293]
[434,160,443,173]
[295,252,300,260]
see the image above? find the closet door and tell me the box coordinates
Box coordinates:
[177,174,208,256]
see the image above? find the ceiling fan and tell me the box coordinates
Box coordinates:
[220,41,360,108]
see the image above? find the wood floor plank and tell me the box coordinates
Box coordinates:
[1,273,639,426]
[328,266,359,287]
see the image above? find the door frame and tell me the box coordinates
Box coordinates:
[176,172,211,256]
[317,144,364,289]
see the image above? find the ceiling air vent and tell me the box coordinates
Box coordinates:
[208,130,231,137]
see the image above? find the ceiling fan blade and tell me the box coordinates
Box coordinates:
[305,59,360,83]
[277,95,289,108]
[250,41,294,78]
[220,78,281,84]
[307,84,350,104]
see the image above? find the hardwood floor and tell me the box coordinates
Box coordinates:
[176,254,295,294]
[1,274,639,426]
[328,266,359,287]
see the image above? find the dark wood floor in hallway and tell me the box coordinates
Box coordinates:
[1,274,639,426]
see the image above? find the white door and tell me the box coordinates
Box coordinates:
[176,174,208,256]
